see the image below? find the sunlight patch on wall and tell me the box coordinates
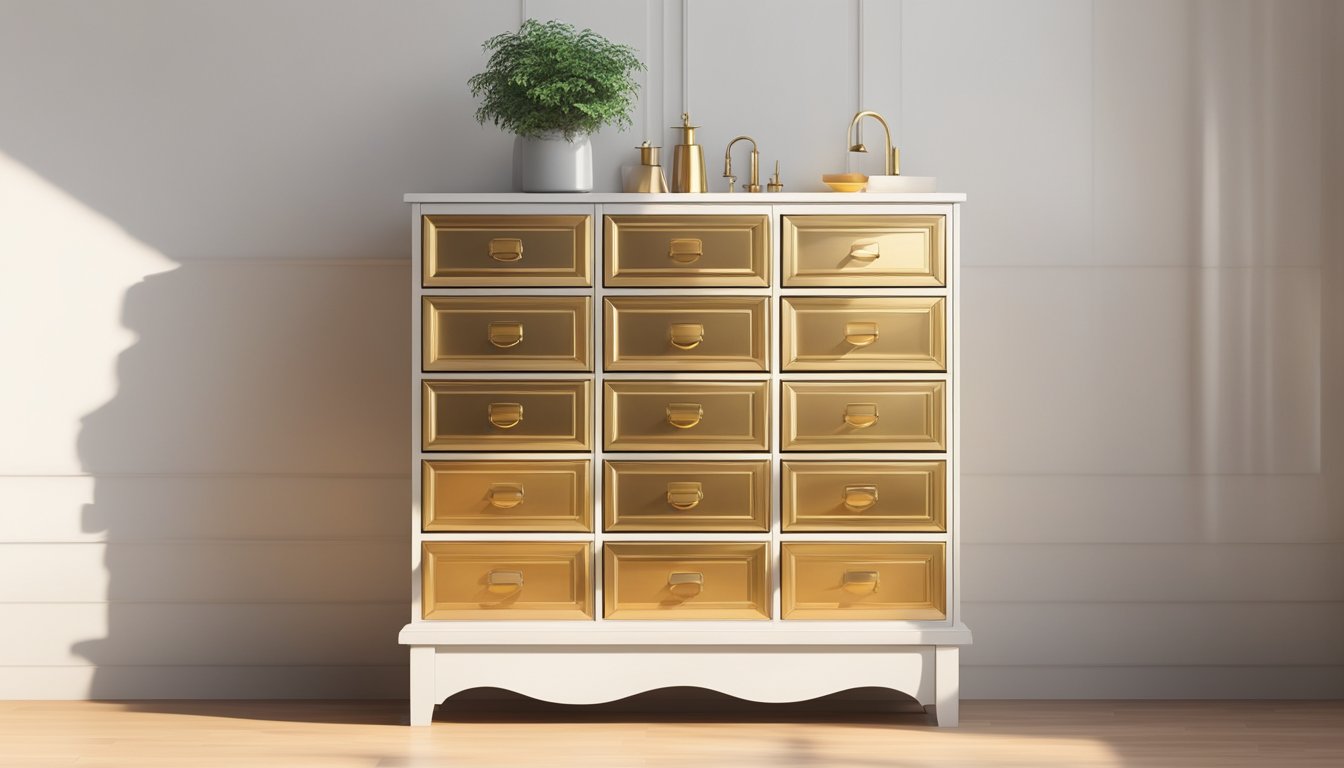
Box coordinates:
[0,152,173,475]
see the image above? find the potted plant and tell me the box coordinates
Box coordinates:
[469,19,645,192]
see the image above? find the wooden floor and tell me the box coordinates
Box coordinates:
[1,693,1341,767]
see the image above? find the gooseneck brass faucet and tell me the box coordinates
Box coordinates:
[847,111,900,176]
[723,135,762,192]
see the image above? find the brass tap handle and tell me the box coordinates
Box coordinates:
[488,238,524,262]
[849,239,881,260]
[666,402,704,429]
[487,321,524,348]
[842,569,880,594]
[666,481,704,510]
[668,571,704,597]
[842,484,879,511]
[486,569,524,592]
[487,402,523,429]
[487,483,525,509]
[843,403,879,429]
[668,238,702,264]
[843,321,879,347]
[669,322,705,350]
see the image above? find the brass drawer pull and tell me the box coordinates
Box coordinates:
[843,321,879,347]
[842,484,879,511]
[665,481,704,510]
[668,237,703,264]
[668,322,705,350]
[843,403,880,429]
[665,402,704,429]
[848,239,881,260]
[486,483,525,509]
[668,571,704,597]
[487,321,524,348]
[488,237,524,262]
[486,569,524,592]
[487,402,524,429]
[842,569,880,594]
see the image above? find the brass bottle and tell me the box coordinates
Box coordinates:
[669,112,708,193]
[623,141,669,193]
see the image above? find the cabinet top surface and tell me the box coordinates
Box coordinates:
[404,192,967,204]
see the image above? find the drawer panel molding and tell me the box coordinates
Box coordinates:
[422,541,593,620]
[604,542,770,620]
[423,379,592,451]
[423,460,592,532]
[781,297,945,372]
[781,461,946,532]
[605,296,768,371]
[781,381,945,452]
[604,460,770,531]
[781,542,946,620]
[423,214,592,286]
[604,380,769,451]
[782,214,945,287]
[605,214,770,286]
[424,296,591,371]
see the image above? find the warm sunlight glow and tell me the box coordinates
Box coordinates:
[0,153,173,474]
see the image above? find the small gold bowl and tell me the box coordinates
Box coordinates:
[822,173,868,193]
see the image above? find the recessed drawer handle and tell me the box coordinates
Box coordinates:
[487,483,525,509]
[666,402,704,429]
[843,403,880,429]
[668,238,702,264]
[668,571,704,597]
[666,481,704,510]
[488,237,524,262]
[487,402,523,429]
[842,485,879,511]
[849,239,881,260]
[669,322,705,350]
[487,321,524,348]
[844,321,879,347]
[843,570,880,594]
[486,569,524,592]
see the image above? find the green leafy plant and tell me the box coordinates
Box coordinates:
[469,19,645,141]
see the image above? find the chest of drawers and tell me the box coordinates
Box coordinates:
[400,193,970,726]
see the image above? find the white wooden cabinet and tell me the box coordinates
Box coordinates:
[400,192,970,726]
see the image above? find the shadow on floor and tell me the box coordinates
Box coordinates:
[104,686,933,727]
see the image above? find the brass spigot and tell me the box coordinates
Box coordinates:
[723,135,762,192]
[766,160,784,192]
[847,111,900,176]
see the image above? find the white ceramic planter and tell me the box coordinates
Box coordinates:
[512,133,593,192]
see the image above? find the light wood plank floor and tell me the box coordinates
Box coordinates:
[1,694,1341,767]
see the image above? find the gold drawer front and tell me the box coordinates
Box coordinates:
[781,461,946,532]
[782,214,945,287]
[781,542,946,620]
[781,297,946,372]
[604,460,769,532]
[422,460,591,532]
[604,381,769,451]
[423,296,591,371]
[604,297,768,372]
[423,380,591,451]
[604,214,770,286]
[422,214,592,286]
[422,541,593,620]
[781,381,945,451]
[604,542,770,620]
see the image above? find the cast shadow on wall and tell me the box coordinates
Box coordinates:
[71,258,410,700]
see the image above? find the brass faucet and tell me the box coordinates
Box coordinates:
[723,135,762,192]
[847,111,900,176]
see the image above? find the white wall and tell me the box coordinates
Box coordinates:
[0,0,1340,700]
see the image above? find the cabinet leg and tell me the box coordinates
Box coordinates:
[933,646,960,727]
[409,646,436,726]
